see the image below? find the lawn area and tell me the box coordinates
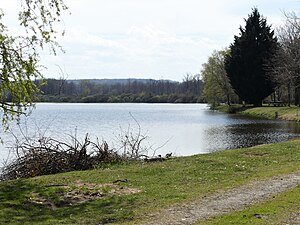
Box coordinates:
[240,106,300,121]
[1,138,300,224]
[217,104,300,121]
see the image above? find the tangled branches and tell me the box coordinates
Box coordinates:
[0,113,173,181]
[116,113,149,160]
[1,134,121,180]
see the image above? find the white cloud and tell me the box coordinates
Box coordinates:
[2,0,300,80]
[42,25,219,80]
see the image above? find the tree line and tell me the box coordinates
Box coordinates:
[33,75,203,103]
[202,8,300,108]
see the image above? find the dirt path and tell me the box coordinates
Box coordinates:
[284,212,300,225]
[141,171,300,225]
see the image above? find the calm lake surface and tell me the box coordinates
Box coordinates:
[1,103,300,160]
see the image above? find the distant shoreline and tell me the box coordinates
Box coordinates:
[32,101,205,104]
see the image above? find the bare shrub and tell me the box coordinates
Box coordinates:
[114,113,171,160]
[115,113,149,160]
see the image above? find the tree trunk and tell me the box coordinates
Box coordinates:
[227,94,231,106]
[287,83,291,107]
[272,92,276,102]
[295,86,300,106]
[294,75,300,106]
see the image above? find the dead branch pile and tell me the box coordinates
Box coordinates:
[0,113,173,181]
[1,134,122,180]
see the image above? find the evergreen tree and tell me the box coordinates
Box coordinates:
[225,8,278,106]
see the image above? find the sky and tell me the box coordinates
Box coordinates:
[1,0,300,81]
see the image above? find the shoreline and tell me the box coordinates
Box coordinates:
[216,104,300,122]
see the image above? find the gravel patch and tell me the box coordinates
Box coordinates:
[141,171,300,225]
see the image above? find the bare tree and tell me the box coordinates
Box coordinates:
[270,11,300,105]
[56,65,68,96]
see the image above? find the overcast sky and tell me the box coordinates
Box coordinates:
[2,0,300,81]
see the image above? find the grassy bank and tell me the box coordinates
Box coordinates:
[1,139,300,224]
[217,104,300,121]
[240,106,300,121]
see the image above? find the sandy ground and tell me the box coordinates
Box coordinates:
[141,171,300,225]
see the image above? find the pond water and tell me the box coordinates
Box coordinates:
[1,103,300,161]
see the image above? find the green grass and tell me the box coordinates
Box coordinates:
[215,104,245,113]
[201,185,300,225]
[240,106,300,121]
[216,104,300,121]
[1,139,300,224]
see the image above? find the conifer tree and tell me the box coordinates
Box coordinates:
[225,8,278,106]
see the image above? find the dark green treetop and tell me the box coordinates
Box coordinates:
[225,8,278,106]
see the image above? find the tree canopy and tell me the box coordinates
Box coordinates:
[225,8,278,106]
[0,0,67,127]
[202,49,237,108]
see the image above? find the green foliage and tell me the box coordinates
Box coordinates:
[0,0,67,127]
[225,8,278,106]
[202,49,237,108]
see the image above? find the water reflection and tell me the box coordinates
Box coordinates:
[204,119,300,152]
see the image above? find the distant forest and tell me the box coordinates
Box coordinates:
[34,74,203,103]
